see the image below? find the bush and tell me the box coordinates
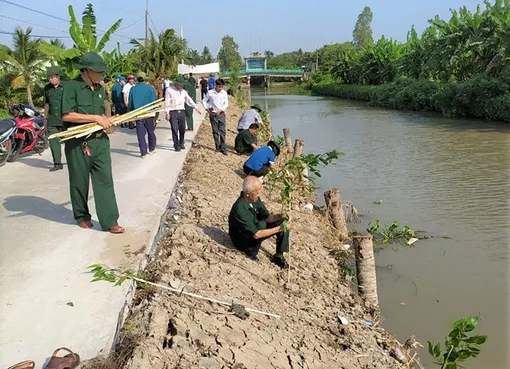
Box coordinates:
[311,74,510,122]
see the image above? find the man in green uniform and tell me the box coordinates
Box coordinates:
[44,66,65,172]
[234,123,259,154]
[60,52,124,233]
[183,74,197,131]
[228,176,290,268]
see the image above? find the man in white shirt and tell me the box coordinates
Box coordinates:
[202,78,229,155]
[122,74,135,128]
[165,75,201,152]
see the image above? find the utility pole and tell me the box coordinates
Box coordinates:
[144,0,149,47]
[180,25,184,65]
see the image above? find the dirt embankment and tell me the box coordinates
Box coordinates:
[89,97,407,369]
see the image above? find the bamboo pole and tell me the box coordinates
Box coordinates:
[129,276,281,318]
[353,234,379,309]
[324,189,349,242]
[283,128,293,154]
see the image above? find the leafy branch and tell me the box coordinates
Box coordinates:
[366,219,416,245]
[428,316,487,369]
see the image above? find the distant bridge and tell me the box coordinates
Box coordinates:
[223,68,305,86]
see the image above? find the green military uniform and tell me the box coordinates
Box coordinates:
[61,52,119,231]
[228,192,289,258]
[44,66,65,170]
[183,77,196,130]
[234,129,257,154]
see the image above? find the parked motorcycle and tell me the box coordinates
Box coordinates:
[0,118,17,167]
[7,103,48,163]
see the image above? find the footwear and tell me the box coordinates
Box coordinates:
[181,143,186,150]
[221,150,228,156]
[149,149,156,155]
[109,225,125,234]
[246,253,259,262]
[175,147,181,152]
[78,220,93,229]
[45,347,80,369]
[7,360,35,369]
[49,164,64,172]
[140,155,147,159]
[271,255,289,269]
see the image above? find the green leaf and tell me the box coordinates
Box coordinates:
[96,18,123,52]
[66,301,74,307]
[466,335,487,345]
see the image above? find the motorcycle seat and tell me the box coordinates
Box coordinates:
[0,119,16,135]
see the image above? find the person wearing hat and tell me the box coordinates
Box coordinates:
[43,66,65,172]
[164,75,201,152]
[237,104,263,133]
[128,71,158,158]
[242,140,280,178]
[112,75,126,116]
[202,78,229,155]
[183,74,197,131]
[234,123,259,155]
[60,52,124,234]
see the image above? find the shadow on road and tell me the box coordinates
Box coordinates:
[3,195,76,225]
[109,148,140,157]
[17,157,54,169]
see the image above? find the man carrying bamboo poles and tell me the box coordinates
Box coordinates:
[228,176,290,268]
[60,52,124,234]
[164,76,201,152]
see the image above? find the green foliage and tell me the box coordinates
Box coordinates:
[88,264,144,288]
[272,135,285,147]
[428,316,487,369]
[0,108,10,119]
[353,6,374,49]
[257,110,272,143]
[218,35,242,71]
[267,151,341,215]
[227,70,244,105]
[267,48,316,70]
[366,219,416,245]
[102,43,137,77]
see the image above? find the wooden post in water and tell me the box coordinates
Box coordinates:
[293,139,304,158]
[324,189,349,242]
[353,234,379,309]
[283,128,293,154]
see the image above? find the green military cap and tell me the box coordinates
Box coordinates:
[76,52,110,72]
[137,71,148,79]
[251,104,263,112]
[47,66,62,77]
[174,75,187,86]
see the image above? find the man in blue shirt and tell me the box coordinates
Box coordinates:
[243,141,280,177]
[128,72,158,158]
[112,75,126,115]
[208,73,216,90]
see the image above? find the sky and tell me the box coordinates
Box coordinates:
[0,0,483,57]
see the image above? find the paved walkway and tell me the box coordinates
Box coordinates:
[0,107,205,367]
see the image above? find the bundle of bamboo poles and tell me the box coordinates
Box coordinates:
[48,98,165,142]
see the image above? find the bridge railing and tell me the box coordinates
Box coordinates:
[223,68,304,75]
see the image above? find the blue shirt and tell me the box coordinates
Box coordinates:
[128,82,157,111]
[208,77,216,89]
[244,146,276,171]
[112,82,123,105]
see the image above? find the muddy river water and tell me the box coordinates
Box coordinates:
[250,88,510,369]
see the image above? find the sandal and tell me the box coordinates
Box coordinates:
[78,220,93,229]
[8,361,35,369]
[45,347,80,369]
[109,225,125,234]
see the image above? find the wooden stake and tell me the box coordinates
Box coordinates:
[324,189,349,242]
[353,234,379,309]
[292,139,304,158]
[283,128,293,154]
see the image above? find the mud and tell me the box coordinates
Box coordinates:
[89,98,408,369]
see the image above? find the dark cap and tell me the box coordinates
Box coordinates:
[249,123,260,130]
[46,66,62,77]
[267,140,280,156]
[76,52,110,72]
[250,104,262,112]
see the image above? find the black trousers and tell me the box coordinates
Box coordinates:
[201,89,208,100]
[209,112,226,152]
[232,219,290,258]
[170,110,186,149]
[243,164,270,178]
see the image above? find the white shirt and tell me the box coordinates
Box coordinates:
[122,83,133,99]
[202,89,229,113]
[237,109,262,130]
[165,85,196,112]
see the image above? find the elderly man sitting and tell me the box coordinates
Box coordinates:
[234,123,259,154]
[228,176,290,268]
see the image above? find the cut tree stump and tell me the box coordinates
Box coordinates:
[293,139,304,158]
[283,128,293,154]
[353,234,379,309]
[324,189,349,242]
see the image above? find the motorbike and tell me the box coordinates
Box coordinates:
[7,103,48,163]
[0,118,17,167]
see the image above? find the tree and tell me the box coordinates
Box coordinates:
[186,48,201,65]
[217,35,242,71]
[201,46,214,63]
[265,50,275,59]
[0,27,45,106]
[353,6,374,49]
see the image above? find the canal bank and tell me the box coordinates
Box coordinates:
[83,97,410,369]
[251,89,510,369]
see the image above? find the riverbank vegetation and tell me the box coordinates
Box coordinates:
[264,1,510,122]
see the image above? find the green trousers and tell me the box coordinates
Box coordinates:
[185,105,194,130]
[64,133,119,230]
[48,126,64,165]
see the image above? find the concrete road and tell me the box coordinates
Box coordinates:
[0,108,204,367]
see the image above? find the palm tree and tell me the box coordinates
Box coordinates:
[0,27,45,106]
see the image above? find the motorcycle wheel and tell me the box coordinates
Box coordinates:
[0,138,12,167]
[7,140,22,162]
[34,132,48,154]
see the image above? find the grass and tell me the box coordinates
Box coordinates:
[0,108,10,120]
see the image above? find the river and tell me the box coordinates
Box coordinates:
[249,87,510,369]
